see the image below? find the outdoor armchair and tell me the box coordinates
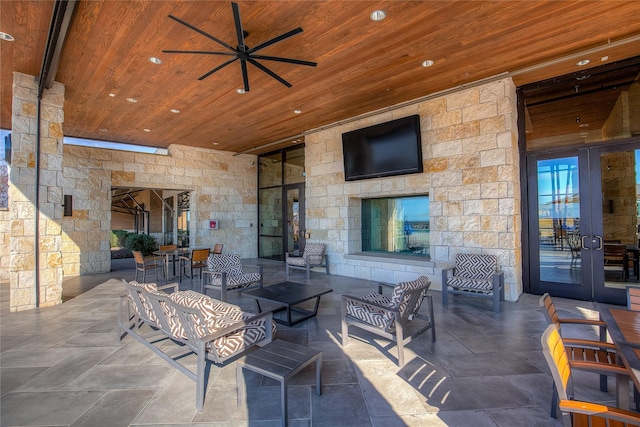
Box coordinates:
[285,242,329,279]
[341,276,435,367]
[132,250,163,282]
[441,253,504,312]
[201,253,263,302]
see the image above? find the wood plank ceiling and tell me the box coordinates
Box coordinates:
[1,1,640,154]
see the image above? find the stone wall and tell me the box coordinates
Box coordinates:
[61,143,258,276]
[9,72,65,311]
[305,78,522,300]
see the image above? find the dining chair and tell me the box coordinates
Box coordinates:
[539,292,615,416]
[132,250,163,282]
[541,324,639,426]
[179,248,211,283]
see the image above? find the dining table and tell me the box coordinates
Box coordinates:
[152,247,190,281]
[598,305,640,410]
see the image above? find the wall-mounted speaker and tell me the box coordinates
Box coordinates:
[63,195,73,217]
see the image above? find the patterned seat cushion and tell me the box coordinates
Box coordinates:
[448,254,497,294]
[126,281,160,322]
[209,273,262,290]
[168,290,275,359]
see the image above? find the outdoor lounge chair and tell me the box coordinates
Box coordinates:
[441,253,504,312]
[285,242,329,279]
[201,253,263,302]
[540,325,638,426]
[341,276,435,367]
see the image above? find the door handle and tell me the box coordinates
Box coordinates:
[581,236,590,250]
[592,235,603,251]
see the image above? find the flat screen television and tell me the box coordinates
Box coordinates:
[342,115,423,181]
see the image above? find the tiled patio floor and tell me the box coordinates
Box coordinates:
[0,259,624,426]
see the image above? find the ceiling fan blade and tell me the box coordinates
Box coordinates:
[198,57,238,80]
[162,50,236,56]
[231,2,246,52]
[248,58,292,88]
[247,28,303,54]
[240,59,250,92]
[251,54,317,67]
[168,14,237,52]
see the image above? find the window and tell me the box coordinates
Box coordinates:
[362,195,429,257]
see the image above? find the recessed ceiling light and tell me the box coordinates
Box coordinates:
[212,142,219,146]
[99,128,109,132]
[370,10,386,21]
[576,59,591,66]
[601,56,609,62]
[143,128,151,132]
[294,110,302,114]
[0,32,15,41]
[148,57,162,64]
[170,109,180,113]
[108,93,116,97]
[126,97,138,103]
[579,123,589,128]
[236,88,246,94]
[422,59,435,68]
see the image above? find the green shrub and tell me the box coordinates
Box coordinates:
[123,233,158,256]
[110,230,129,247]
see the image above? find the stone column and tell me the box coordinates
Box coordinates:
[9,72,65,312]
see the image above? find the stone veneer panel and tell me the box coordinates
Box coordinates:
[305,78,522,301]
[61,144,258,276]
[9,72,65,311]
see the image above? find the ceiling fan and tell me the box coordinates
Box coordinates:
[162,2,317,92]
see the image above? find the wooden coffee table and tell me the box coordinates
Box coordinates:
[243,281,333,326]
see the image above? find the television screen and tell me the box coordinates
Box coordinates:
[342,115,423,181]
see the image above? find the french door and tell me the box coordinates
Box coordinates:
[527,141,639,305]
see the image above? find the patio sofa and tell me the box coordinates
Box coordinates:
[117,279,275,410]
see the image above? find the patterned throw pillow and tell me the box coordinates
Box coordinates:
[453,254,496,280]
[206,254,244,278]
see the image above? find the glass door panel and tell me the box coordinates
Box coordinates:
[529,152,591,301]
[537,157,582,285]
[285,184,305,256]
[600,148,640,295]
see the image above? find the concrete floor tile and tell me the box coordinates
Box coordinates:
[0,367,47,397]
[71,389,157,427]
[1,391,105,426]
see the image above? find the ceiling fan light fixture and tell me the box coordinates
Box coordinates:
[0,32,15,41]
[370,10,386,21]
[576,59,591,66]
[148,57,162,64]
[422,59,435,68]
